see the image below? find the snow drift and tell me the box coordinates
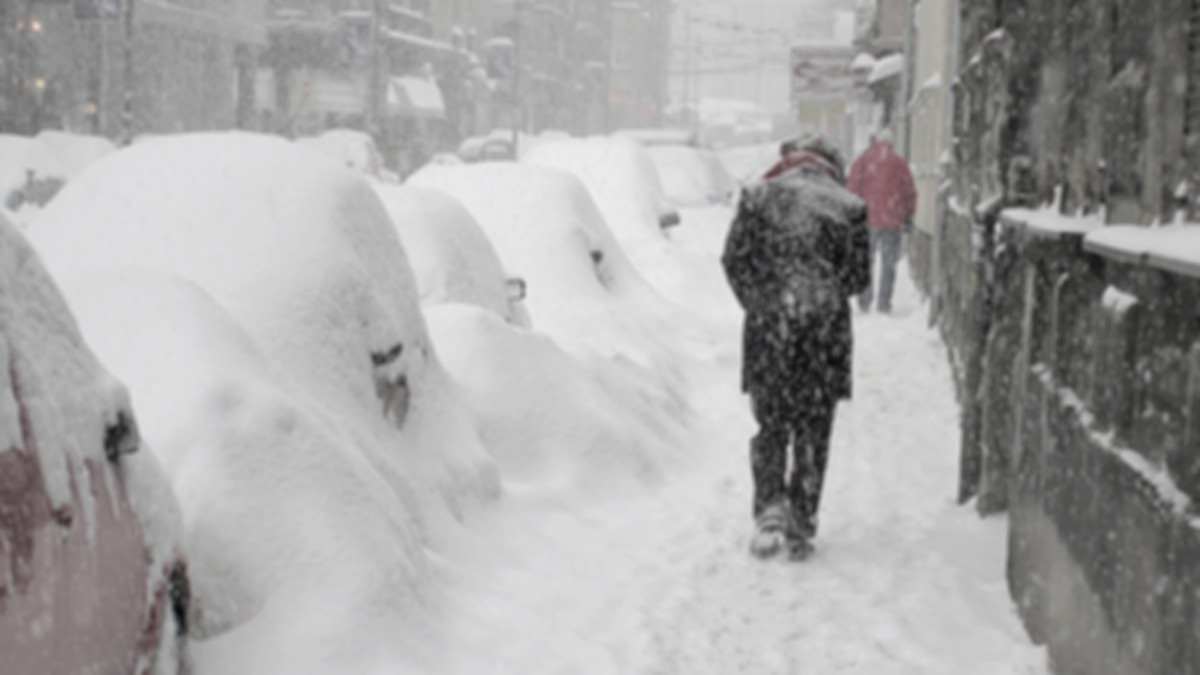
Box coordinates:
[26,132,499,674]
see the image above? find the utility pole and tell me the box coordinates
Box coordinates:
[511,0,522,155]
[121,0,135,145]
[366,0,384,141]
[602,0,612,132]
[682,5,692,128]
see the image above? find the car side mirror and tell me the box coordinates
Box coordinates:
[104,410,139,462]
[506,277,526,302]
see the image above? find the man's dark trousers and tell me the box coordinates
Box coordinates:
[750,389,836,536]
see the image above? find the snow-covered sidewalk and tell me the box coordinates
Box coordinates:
[437,270,1050,675]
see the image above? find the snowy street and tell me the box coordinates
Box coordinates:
[434,243,1049,674]
[10,1,1200,673]
[0,131,1056,674]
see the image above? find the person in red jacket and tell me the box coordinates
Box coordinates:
[845,129,916,313]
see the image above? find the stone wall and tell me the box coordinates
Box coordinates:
[935,1,1200,671]
[970,215,1200,674]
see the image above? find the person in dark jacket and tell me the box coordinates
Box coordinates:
[722,134,870,559]
[846,129,916,313]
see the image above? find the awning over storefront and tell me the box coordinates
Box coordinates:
[869,54,904,85]
[387,77,445,120]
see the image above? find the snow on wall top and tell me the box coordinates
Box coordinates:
[1085,224,1200,278]
[1000,206,1105,238]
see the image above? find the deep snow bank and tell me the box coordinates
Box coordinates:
[27,133,499,674]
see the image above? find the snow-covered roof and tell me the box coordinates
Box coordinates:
[869,53,904,84]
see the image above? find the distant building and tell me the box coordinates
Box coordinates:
[1,0,266,137]
[789,42,858,157]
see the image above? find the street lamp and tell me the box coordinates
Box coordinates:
[511,0,522,157]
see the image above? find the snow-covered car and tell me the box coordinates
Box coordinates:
[0,131,116,219]
[0,214,188,675]
[523,136,677,242]
[373,183,531,327]
[27,133,499,674]
[407,161,696,379]
[296,128,398,182]
[647,144,736,208]
[518,136,735,314]
[407,162,697,494]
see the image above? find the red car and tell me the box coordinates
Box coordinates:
[0,215,189,675]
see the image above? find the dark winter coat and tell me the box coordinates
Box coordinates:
[846,141,917,230]
[722,164,870,404]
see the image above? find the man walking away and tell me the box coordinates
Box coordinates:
[722,135,871,560]
[846,129,916,314]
